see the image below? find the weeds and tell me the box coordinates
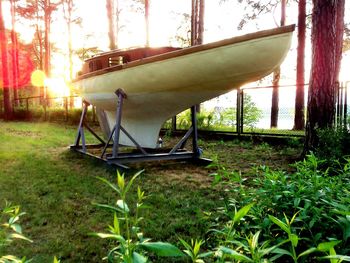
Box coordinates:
[208,153,350,262]
[92,171,184,262]
[0,204,32,263]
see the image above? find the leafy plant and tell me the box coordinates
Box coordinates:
[0,204,32,263]
[91,171,184,262]
[208,152,350,261]
[268,213,318,262]
[179,238,213,263]
[317,240,350,263]
[315,126,350,170]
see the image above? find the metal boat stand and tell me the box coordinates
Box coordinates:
[70,89,211,170]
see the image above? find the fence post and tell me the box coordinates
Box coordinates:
[344,82,348,128]
[44,98,47,121]
[26,98,29,112]
[65,97,68,122]
[92,105,96,123]
[236,89,243,135]
[240,90,244,134]
[171,116,177,132]
[0,100,3,117]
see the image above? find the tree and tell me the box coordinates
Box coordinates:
[270,0,286,128]
[62,0,81,107]
[191,0,205,112]
[144,0,149,46]
[305,0,345,152]
[191,0,204,46]
[17,0,59,102]
[106,0,115,50]
[293,0,306,130]
[0,0,13,120]
[9,0,19,106]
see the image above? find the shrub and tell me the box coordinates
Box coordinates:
[209,154,350,261]
[315,126,350,168]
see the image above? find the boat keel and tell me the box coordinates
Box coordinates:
[70,90,211,170]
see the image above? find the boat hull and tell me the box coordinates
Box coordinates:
[73,26,294,148]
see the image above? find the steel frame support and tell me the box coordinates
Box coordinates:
[73,100,106,153]
[71,90,211,169]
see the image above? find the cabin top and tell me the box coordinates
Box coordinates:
[80,46,182,75]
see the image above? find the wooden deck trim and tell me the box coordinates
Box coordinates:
[74,25,295,82]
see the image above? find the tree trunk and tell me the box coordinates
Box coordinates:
[191,0,205,112]
[191,0,204,46]
[44,0,51,78]
[305,0,344,152]
[10,0,19,107]
[270,0,286,128]
[145,0,149,47]
[293,0,306,130]
[115,0,120,48]
[334,0,345,82]
[68,1,74,108]
[62,0,75,108]
[43,0,53,108]
[106,0,115,50]
[270,69,280,128]
[0,0,13,120]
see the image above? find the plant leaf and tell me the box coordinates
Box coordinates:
[268,215,291,235]
[289,233,299,247]
[233,203,254,224]
[113,213,120,235]
[96,176,121,195]
[93,203,124,213]
[179,238,193,255]
[117,200,129,213]
[317,240,342,252]
[125,170,144,194]
[117,171,125,191]
[251,231,260,250]
[198,251,214,258]
[132,252,148,263]
[10,223,22,234]
[320,255,350,262]
[140,242,184,257]
[219,246,253,262]
[271,248,293,258]
[297,247,317,259]
[90,232,125,243]
[9,233,33,243]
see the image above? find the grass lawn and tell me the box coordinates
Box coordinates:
[0,121,301,262]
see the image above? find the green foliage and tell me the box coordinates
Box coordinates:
[315,126,350,168]
[10,106,95,125]
[176,109,215,130]
[0,204,31,263]
[175,94,262,131]
[92,171,184,262]
[216,94,262,129]
[208,153,350,262]
[207,155,246,186]
[179,238,213,263]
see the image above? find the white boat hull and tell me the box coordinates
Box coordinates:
[73,26,294,148]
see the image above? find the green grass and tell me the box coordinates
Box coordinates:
[0,121,301,262]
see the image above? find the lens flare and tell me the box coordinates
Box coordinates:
[31,70,46,87]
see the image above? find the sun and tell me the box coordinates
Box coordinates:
[31,70,46,87]
[45,78,71,97]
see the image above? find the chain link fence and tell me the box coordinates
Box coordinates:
[1,82,349,137]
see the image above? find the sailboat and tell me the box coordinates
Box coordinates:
[73,25,295,149]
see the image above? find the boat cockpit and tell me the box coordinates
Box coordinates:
[80,47,181,75]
